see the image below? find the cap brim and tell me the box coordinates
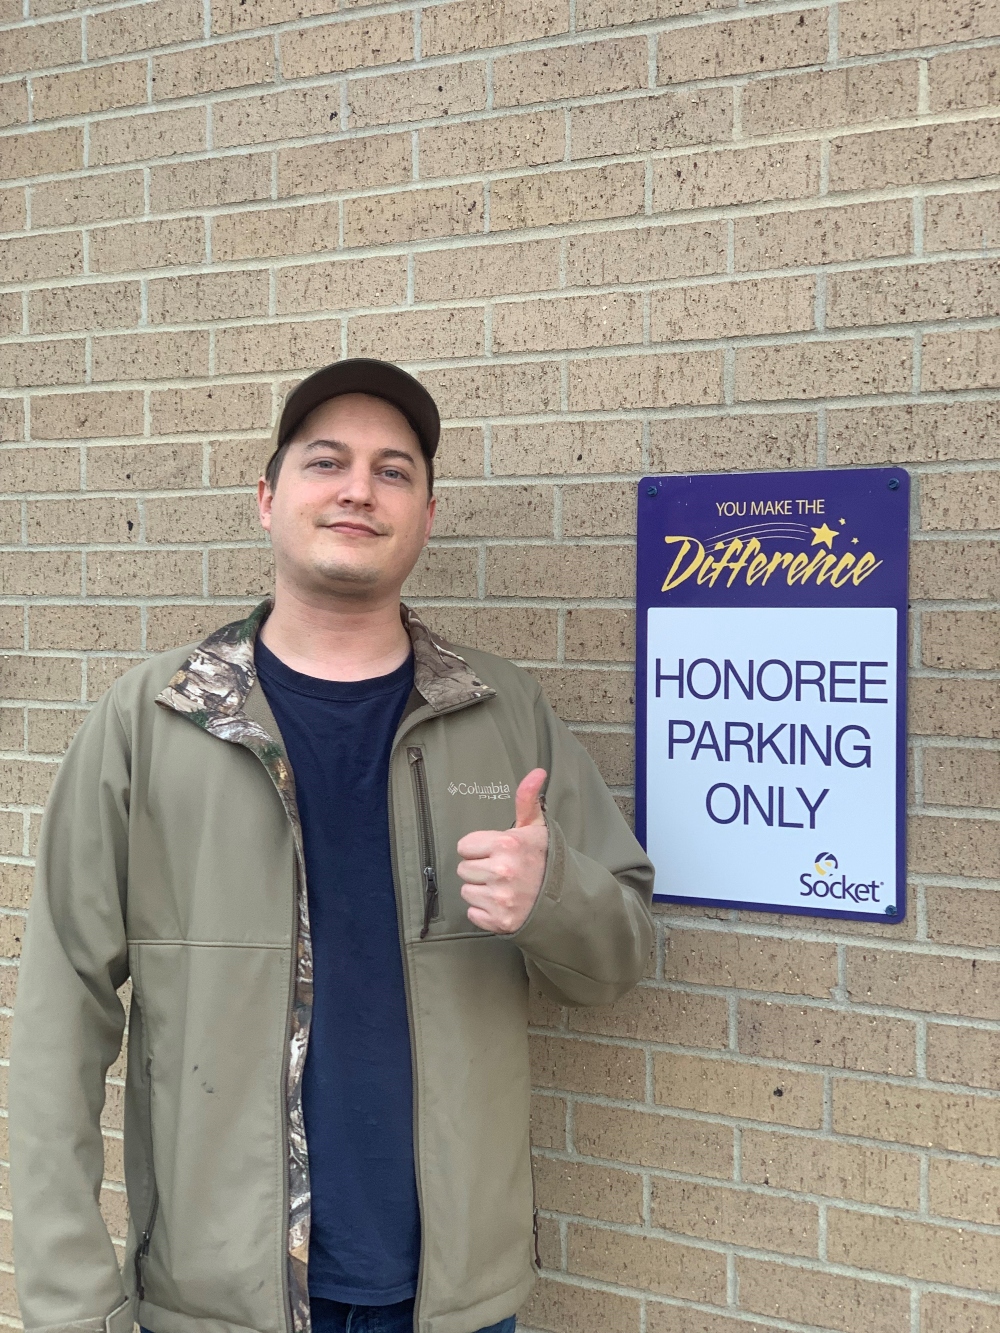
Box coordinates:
[275,358,441,458]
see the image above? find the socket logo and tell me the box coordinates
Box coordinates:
[799,851,882,904]
[447,780,512,800]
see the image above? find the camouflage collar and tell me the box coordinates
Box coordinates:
[155,597,494,724]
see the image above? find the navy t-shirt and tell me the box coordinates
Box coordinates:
[255,639,420,1305]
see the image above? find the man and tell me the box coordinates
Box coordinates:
[10,358,654,1333]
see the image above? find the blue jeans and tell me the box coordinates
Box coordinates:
[310,1298,516,1333]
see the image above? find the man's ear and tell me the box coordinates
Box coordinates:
[423,494,436,545]
[257,476,273,533]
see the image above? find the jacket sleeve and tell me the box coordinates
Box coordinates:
[511,687,655,1007]
[9,688,133,1333]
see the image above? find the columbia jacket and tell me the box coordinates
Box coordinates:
[10,600,655,1333]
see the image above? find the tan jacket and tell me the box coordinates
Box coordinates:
[10,601,654,1333]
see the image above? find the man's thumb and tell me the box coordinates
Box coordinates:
[515,768,547,828]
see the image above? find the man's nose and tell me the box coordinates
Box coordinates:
[336,465,375,506]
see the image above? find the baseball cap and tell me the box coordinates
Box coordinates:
[267,358,441,467]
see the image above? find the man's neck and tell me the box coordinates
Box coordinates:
[258,581,412,682]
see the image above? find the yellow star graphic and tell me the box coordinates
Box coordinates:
[811,522,838,547]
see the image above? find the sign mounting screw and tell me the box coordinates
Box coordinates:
[887,478,900,490]
[646,485,658,497]
[885,904,897,915]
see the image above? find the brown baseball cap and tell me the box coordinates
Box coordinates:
[267,358,441,465]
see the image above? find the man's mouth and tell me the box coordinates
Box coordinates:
[324,521,384,537]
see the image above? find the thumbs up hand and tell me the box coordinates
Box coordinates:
[457,768,549,934]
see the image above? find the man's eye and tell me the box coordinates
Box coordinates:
[382,468,407,481]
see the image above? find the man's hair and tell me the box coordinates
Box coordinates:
[264,438,434,497]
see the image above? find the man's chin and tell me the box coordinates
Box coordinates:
[309,558,384,592]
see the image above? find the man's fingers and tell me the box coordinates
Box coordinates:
[456,829,508,860]
[514,768,547,829]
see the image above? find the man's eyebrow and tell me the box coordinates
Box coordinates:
[299,439,419,465]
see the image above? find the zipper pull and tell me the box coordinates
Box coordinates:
[419,866,439,939]
[135,1229,151,1301]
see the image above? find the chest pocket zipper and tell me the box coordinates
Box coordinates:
[408,747,440,939]
[135,1055,159,1301]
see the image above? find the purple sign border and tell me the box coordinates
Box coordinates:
[635,466,910,924]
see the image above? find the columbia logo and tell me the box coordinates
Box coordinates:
[447,783,459,795]
[447,780,512,800]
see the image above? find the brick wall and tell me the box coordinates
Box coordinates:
[1,0,1000,1326]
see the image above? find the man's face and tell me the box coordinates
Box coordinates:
[258,392,435,603]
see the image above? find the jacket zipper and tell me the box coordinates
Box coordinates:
[135,1056,159,1303]
[407,747,440,939]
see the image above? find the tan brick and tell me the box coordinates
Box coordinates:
[0,445,77,492]
[32,60,147,120]
[422,0,568,57]
[649,413,816,473]
[492,162,644,230]
[211,0,335,34]
[849,946,1000,1020]
[743,62,919,136]
[0,79,28,129]
[494,35,646,108]
[344,183,484,247]
[924,608,1000,670]
[0,339,84,389]
[0,812,25,855]
[666,930,837,998]
[0,185,26,231]
[655,1052,824,1126]
[29,172,145,230]
[910,813,1000,877]
[577,726,627,785]
[88,0,202,58]
[924,747,1000,812]
[433,483,551,538]
[88,218,206,275]
[0,606,23,650]
[568,984,727,1046]
[26,495,138,544]
[924,329,1000,391]
[94,331,209,386]
[522,1275,640,1333]
[535,666,633,724]
[645,1307,778,1333]
[913,679,1000,741]
[89,106,206,167]
[830,258,1000,329]
[0,399,25,444]
[148,271,269,326]
[654,1178,817,1256]
[434,426,485,479]
[741,1128,920,1208]
[735,200,913,272]
[570,351,721,410]
[148,383,272,434]
[145,492,260,544]
[736,337,911,402]
[413,239,561,302]
[738,1256,911,1333]
[401,546,478,597]
[926,885,1000,949]
[0,864,31,910]
[929,45,1000,113]
[828,1209,1000,1289]
[30,391,143,441]
[420,360,561,418]
[417,606,557,659]
[0,913,25,961]
[152,35,274,99]
[419,111,563,179]
[830,401,1000,466]
[580,0,730,27]
[348,307,483,361]
[653,275,815,342]
[28,605,141,652]
[275,255,406,315]
[660,9,827,82]
[214,318,342,376]
[530,1094,566,1151]
[0,126,82,180]
[86,658,144,699]
[564,609,634,664]
[833,1077,1000,1156]
[280,13,412,79]
[534,1156,643,1225]
[840,0,1000,58]
[926,189,1000,253]
[149,154,272,211]
[145,603,254,653]
[560,481,634,537]
[85,442,203,491]
[487,543,632,598]
[832,118,1000,193]
[28,282,140,335]
[740,1000,915,1074]
[0,293,21,337]
[655,142,820,211]
[567,222,727,285]
[921,1292,1000,1332]
[0,654,82,702]
[576,1103,732,1178]
[495,293,642,356]
[0,18,80,76]
[208,436,271,487]
[572,88,732,159]
[87,549,203,598]
[278,132,410,199]
[206,547,273,597]
[27,707,87,755]
[212,86,341,149]
[530,1033,645,1097]
[0,551,80,596]
[492,422,641,478]
[347,62,485,129]
[567,1222,728,1303]
[3,233,82,282]
[927,1021,1000,1092]
[911,538,1000,600]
